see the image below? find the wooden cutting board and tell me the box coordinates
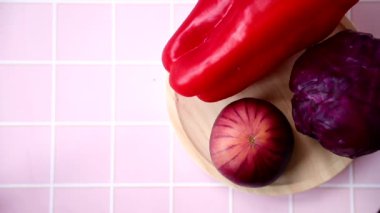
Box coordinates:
[167,17,355,195]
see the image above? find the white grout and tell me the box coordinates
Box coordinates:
[109,2,116,213]
[168,0,174,34]
[1,181,378,189]
[228,187,233,213]
[0,0,372,3]
[168,1,175,213]
[0,182,226,188]
[288,194,294,213]
[0,0,371,3]
[0,0,173,3]
[350,164,356,213]
[49,2,57,213]
[169,127,175,213]
[0,121,171,126]
[320,183,380,188]
[0,60,161,65]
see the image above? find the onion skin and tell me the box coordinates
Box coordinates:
[210,98,294,187]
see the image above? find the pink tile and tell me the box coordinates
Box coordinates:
[294,188,350,213]
[54,188,109,213]
[354,152,380,184]
[114,187,169,213]
[174,3,196,29]
[57,4,112,60]
[114,126,170,183]
[174,136,217,183]
[174,187,229,213]
[0,188,49,213]
[233,190,289,213]
[55,126,110,183]
[115,4,170,61]
[0,65,51,121]
[115,65,169,122]
[56,65,111,121]
[0,127,50,184]
[355,189,380,213]
[351,2,380,37]
[0,4,52,60]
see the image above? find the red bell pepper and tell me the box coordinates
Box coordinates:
[163,0,358,102]
[162,0,231,72]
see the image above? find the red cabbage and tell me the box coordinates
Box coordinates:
[290,30,380,158]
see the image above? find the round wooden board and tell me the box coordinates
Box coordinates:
[167,17,355,196]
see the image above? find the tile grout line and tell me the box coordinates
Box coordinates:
[1,0,378,3]
[2,182,380,189]
[228,187,233,213]
[0,182,227,188]
[0,121,171,126]
[0,60,162,65]
[288,194,294,213]
[110,2,117,213]
[169,1,174,213]
[0,0,174,4]
[319,183,380,188]
[169,127,175,213]
[49,1,57,213]
[350,164,355,213]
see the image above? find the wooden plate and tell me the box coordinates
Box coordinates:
[167,17,355,196]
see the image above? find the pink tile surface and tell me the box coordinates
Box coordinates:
[0,3,52,60]
[0,1,379,213]
[354,189,380,213]
[173,3,195,29]
[54,188,109,213]
[294,188,351,213]
[354,152,380,184]
[233,190,289,213]
[351,2,380,37]
[0,188,49,213]
[114,187,169,213]
[56,4,112,60]
[56,65,111,121]
[174,136,217,183]
[0,127,50,184]
[115,4,170,61]
[115,65,169,122]
[174,187,229,213]
[55,126,110,183]
[0,65,51,121]
[114,126,170,183]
